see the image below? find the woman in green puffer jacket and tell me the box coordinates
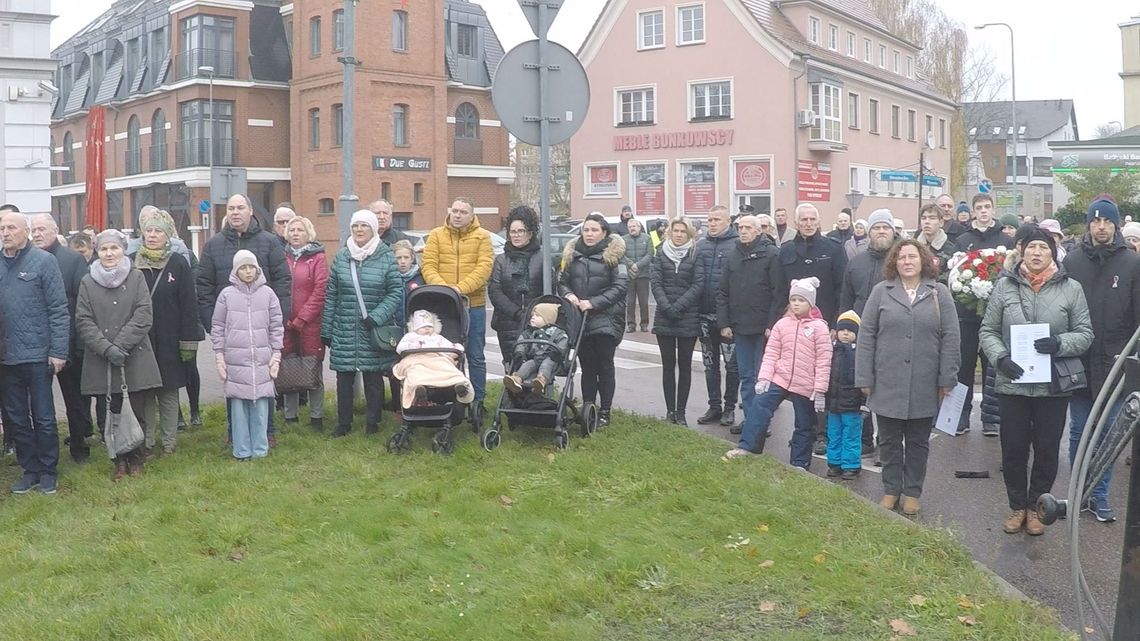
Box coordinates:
[979,224,1093,537]
[321,210,403,437]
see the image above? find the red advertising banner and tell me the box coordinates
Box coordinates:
[735,160,771,191]
[633,164,665,216]
[682,162,716,215]
[85,105,107,230]
[588,165,618,195]
[797,160,831,202]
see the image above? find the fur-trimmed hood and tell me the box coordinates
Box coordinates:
[561,233,626,267]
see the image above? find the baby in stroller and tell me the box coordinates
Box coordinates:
[503,303,569,398]
[393,309,476,408]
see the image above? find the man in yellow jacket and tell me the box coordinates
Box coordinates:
[421,197,494,405]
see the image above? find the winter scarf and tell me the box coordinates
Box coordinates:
[398,262,421,284]
[661,238,693,272]
[89,255,133,289]
[575,235,610,258]
[135,242,172,270]
[1019,260,1057,293]
[347,233,381,262]
[289,241,322,260]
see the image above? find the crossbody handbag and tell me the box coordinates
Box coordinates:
[349,260,402,352]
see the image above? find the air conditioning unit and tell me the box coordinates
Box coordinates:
[796,109,816,128]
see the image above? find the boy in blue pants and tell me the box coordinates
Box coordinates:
[827,310,865,480]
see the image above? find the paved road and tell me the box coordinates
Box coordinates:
[48,319,1123,637]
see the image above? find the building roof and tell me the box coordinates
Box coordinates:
[963,99,1078,142]
[444,0,505,87]
[1051,124,1140,148]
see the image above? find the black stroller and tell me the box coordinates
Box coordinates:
[482,294,598,451]
[385,285,483,455]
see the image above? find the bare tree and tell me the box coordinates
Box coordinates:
[1094,122,1124,139]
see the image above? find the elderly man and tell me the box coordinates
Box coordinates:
[772,207,797,245]
[1063,197,1140,523]
[935,194,967,243]
[272,203,297,245]
[717,215,780,435]
[30,214,93,462]
[369,199,411,246]
[694,205,740,426]
[0,212,70,494]
[826,208,855,245]
[422,197,494,407]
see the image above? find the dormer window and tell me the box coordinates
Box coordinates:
[456,24,476,58]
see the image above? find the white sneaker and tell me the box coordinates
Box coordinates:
[723,448,754,459]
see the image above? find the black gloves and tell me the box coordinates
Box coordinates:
[1034,335,1061,355]
[997,356,1024,381]
[361,316,375,330]
[105,345,128,367]
[321,336,332,348]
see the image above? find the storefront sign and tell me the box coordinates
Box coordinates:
[797,160,831,202]
[613,128,735,151]
[734,160,770,191]
[587,164,619,196]
[1052,148,1140,172]
[372,156,432,171]
[633,164,665,216]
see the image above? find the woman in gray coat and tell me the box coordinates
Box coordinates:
[76,230,163,480]
[856,239,960,516]
[980,225,1093,536]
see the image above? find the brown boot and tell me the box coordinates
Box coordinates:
[128,458,144,477]
[112,460,127,482]
[1025,509,1045,536]
[879,494,898,510]
[1003,509,1026,534]
[900,496,920,516]
[504,375,523,396]
[532,374,547,395]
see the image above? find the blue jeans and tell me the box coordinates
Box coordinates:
[0,361,59,479]
[827,411,863,470]
[467,305,487,402]
[734,334,765,417]
[230,398,270,459]
[738,384,815,468]
[1068,390,1121,502]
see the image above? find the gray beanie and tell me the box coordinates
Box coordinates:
[866,209,894,230]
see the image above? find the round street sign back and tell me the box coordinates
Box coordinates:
[492,39,590,146]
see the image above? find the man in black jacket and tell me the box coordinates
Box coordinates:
[826,208,854,245]
[935,194,967,244]
[1062,197,1140,523]
[694,205,740,426]
[953,193,1007,435]
[717,215,779,435]
[370,199,411,246]
[272,203,296,246]
[839,208,895,316]
[30,214,93,462]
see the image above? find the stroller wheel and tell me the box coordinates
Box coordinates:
[555,430,569,450]
[481,429,501,452]
[432,430,454,455]
[386,431,411,454]
[581,403,599,437]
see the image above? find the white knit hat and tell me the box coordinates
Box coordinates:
[350,209,379,233]
[789,276,820,308]
[410,309,435,332]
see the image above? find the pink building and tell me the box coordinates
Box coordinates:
[572,0,956,228]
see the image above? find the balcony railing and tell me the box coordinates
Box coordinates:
[453,137,483,164]
[176,138,238,168]
[149,144,168,173]
[174,48,237,81]
[125,149,143,176]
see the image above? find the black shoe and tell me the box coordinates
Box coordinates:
[697,408,722,425]
[982,423,999,437]
[71,451,90,464]
[861,444,876,457]
[719,408,736,427]
[332,426,351,438]
[285,417,299,424]
[674,413,687,427]
[826,465,842,477]
[310,417,324,431]
[598,409,611,427]
[627,323,636,333]
[640,325,649,333]
[177,413,187,432]
[190,413,202,428]
[955,424,971,435]
[812,438,827,455]
[665,411,676,424]
[730,425,743,435]
[841,469,860,480]
[365,423,379,435]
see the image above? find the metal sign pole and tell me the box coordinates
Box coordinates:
[538,0,552,294]
[337,0,360,242]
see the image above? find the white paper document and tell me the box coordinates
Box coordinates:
[1009,323,1052,384]
[935,383,969,435]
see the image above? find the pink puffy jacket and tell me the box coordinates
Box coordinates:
[757,313,832,399]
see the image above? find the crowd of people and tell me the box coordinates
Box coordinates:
[0,190,1136,538]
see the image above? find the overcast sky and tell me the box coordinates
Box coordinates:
[50,0,1134,137]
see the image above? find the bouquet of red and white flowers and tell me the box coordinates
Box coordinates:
[947,246,1010,316]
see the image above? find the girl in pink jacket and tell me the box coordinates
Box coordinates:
[725,277,832,468]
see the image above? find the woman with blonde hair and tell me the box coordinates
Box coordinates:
[649,218,703,425]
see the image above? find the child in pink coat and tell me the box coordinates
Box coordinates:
[725,277,832,468]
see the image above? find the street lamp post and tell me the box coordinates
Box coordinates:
[198,65,215,232]
[975,23,1017,186]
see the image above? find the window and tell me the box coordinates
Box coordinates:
[381,182,391,201]
[863,38,871,62]
[878,44,886,68]
[392,104,408,146]
[617,87,655,125]
[150,109,167,172]
[333,9,344,51]
[906,56,913,78]
[938,118,947,148]
[310,16,321,56]
[925,114,933,140]
[731,159,771,215]
[150,27,167,84]
[332,103,344,147]
[809,82,841,142]
[847,92,859,129]
[456,24,477,58]
[890,104,900,138]
[180,15,235,78]
[892,50,900,73]
[125,37,141,93]
[126,115,141,175]
[413,183,424,205]
[179,99,233,166]
[455,102,479,139]
[680,161,715,215]
[689,80,731,120]
[868,98,879,133]
[677,4,704,44]
[62,132,74,183]
[846,32,855,57]
[828,24,838,51]
[585,163,620,197]
[907,109,916,141]
[318,198,334,214]
[392,10,407,51]
[808,16,820,44]
[638,10,664,49]
[308,108,320,149]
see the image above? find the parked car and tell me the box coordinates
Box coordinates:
[403,230,505,256]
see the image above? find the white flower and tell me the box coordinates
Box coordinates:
[981,249,995,257]
[996,245,1008,253]
[951,281,963,292]
[961,269,974,280]
[973,258,983,267]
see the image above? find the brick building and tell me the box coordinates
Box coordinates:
[49,0,292,239]
[288,0,511,242]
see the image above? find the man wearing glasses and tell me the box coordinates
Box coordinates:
[369,199,411,246]
[272,203,296,246]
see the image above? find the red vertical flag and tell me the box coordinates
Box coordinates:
[85,105,107,231]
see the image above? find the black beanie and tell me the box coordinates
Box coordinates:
[1088,198,1121,227]
[1013,223,1057,259]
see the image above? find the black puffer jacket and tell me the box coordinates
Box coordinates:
[981,364,1001,426]
[828,342,864,413]
[380,227,412,246]
[44,240,89,359]
[839,244,890,317]
[649,244,703,337]
[558,234,628,341]
[1063,233,1140,391]
[196,216,292,328]
[694,226,739,314]
[489,238,548,350]
[716,236,780,336]
[954,223,1007,320]
[772,233,847,326]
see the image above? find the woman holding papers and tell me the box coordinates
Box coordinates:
[855,240,960,517]
[980,224,1093,536]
